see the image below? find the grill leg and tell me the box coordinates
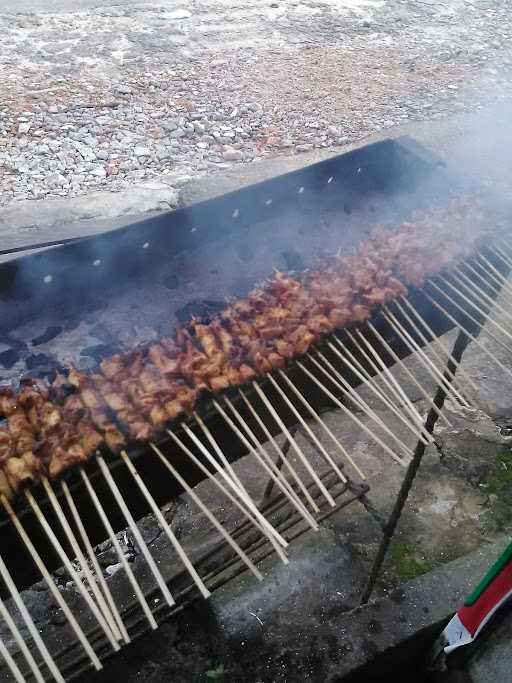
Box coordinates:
[360,328,473,605]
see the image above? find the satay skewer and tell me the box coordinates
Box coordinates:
[79,468,158,631]
[427,281,512,361]
[276,370,366,480]
[265,373,347,483]
[423,294,512,382]
[41,478,122,645]
[182,422,289,559]
[454,267,512,329]
[95,456,175,608]
[467,256,512,306]
[0,552,65,682]
[491,244,512,268]
[222,395,319,528]
[399,295,480,395]
[119,450,210,599]
[326,337,430,444]
[251,382,337,507]
[1,494,103,671]
[61,480,130,644]
[308,352,413,459]
[237,389,321,512]
[392,298,473,405]
[296,360,405,466]
[24,490,119,651]
[476,253,512,299]
[438,274,512,346]
[0,593,45,683]
[150,442,264,581]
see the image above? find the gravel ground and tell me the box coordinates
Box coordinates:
[0,0,511,206]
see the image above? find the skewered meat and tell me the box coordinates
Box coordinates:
[0,198,489,498]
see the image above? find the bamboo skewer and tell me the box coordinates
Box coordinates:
[150,442,264,581]
[265,374,347,482]
[424,293,512,382]
[0,594,45,683]
[469,256,512,305]
[351,327,437,431]
[96,456,175,608]
[296,360,405,466]
[383,307,469,405]
[392,298,472,405]
[428,280,512,360]
[437,275,512,347]
[79,468,158,631]
[222,396,318,528]
[476,253,512,299]
[327,337,430,444]
[41,478,122,646]
[308,351,414,458]
[277,370,366,480]
[237,389,321,513]
[167,425,312,553]
[455,267,512,328]
[399,295,480,396]
[193,412,245,492]
[119,450,210,599]
[1,494,103,670]
[24,490,119,652]
[0,628,25,683]
[182,421,289,557]
[251,381,337,507]
[492,244,512,269]
[61,481,130,644]
[0,552,65,682]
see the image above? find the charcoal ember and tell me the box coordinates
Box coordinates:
[31,325,62,346]
[80,343,124,362]
[24,352,59,377]
[175,300,224,324]
[0,348,19,368]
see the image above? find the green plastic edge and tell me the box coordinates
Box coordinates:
[464,539,512,607]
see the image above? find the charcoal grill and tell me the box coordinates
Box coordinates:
[0,136,511,682]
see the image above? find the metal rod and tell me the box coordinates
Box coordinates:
[119,450,210,599]
[266,373,347,482]
[61,480,130,644]
[308,351,413,458]
[296,360,405,466]
[251,381,337,507]
[96,456,175,608]
[41,478,122,647]
[150,442,264,581]
[1,494,103,670]
[79,468,158,631]
[238,389,320,512]
[361,329,471,604]
[222,395,318,529]
[0,552,65,682]
[277,370,366,480]
[399,295,480,396]
[0,593,45,683]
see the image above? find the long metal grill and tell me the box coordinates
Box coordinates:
[0,137,511,681]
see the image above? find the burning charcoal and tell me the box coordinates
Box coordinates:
[280,248,304,271]
[161,273,180,290]
[0,349,19,369]
[80,343,124,363]
[31,325,62,346]
[175,300,224,324]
